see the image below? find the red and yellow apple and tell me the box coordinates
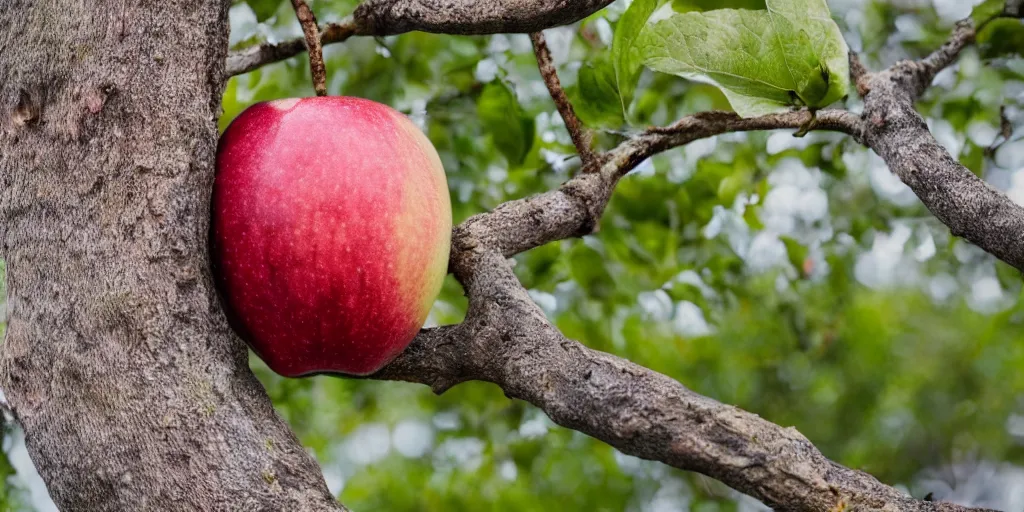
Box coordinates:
[211,96,451,377]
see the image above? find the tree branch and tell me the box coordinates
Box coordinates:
[530,31,595,164]
[444,109,862,267]
[352,0,615,36]
[907,19,976,98]
[355,108,967,512]
[290,0,327,96]
[378,286,993,512]
[226,21,355,77]
[898,2,1023,99]
[848,51,871,96]
[232,5,1014,511]
[857,16,1024,271]
[226,0,615,77]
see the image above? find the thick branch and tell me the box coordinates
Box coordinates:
[530,31,595,164]
[352,0,615,36]
[861,69,1024,271]
[356,107,967,512]
[226,0,615,76]
[290,0,327,96]
[373,253,987,512]
[854,15,1024,271]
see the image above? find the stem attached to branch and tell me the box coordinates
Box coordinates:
[530,31,596,165]
[290,0,327,96]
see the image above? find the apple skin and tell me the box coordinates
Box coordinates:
[211,96,451,377]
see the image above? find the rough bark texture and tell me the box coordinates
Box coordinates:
[861,68,1024,270]
[0,1,340,510]
[225,21,356,77]
[291,0,328,96]
[225,0,616,77]
[530,31,596,164]
[378,259,988,512]
[365,109,983,512]
[2,0,1021,511]
[352,0,615,35]
[857,21,1024,271]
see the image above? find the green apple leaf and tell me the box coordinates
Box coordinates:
[242,0,282,22]
[971,0,1006,25]
[977,18,1024,59]
[613,0,665,116]
[637,0,849,117]
[573,56,626,127]
[671,0,766,12]
[478,81,535,166]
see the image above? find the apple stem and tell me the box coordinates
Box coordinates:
[291,0,328,96]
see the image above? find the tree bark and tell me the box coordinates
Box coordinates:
[0,0,1018,510]
[0,1,340,510]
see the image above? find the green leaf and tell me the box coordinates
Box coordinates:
[478,81,535,166]
[717,171,751,204]
[977,18,1024,59]
[573,56,626,127]
[243,0,283,22]
[671,0,766,12]
[613,0,665,117]
[637,0,850,117]
[971,0,1005,25]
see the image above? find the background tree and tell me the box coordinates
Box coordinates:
[1,0,1023,510]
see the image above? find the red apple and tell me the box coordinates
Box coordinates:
[211,96,451,377]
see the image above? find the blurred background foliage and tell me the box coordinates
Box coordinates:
[2,0,1024,510]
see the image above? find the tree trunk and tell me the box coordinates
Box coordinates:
[0,1,339,509]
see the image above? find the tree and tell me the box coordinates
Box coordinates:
[1,0,1023,510]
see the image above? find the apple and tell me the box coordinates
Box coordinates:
[211,96,452,377]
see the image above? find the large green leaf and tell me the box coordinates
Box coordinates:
[612,0,664,117]
[971,0,1006,25]
[573,55,626,127]
[637,0,849,117]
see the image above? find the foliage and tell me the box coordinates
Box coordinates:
[636,0,849,116]
[217,0,1024,507]
[3,0,1024,510]
[612,0,662,116]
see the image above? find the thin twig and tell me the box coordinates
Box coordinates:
[985,105,1015,157]
[626,109,864,178]
[907,3,1024,97]
[529,31,596,166]
[909,19,976,97]
[290,0,327,96]
[848,51,871,97]
[225,20,356,77]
